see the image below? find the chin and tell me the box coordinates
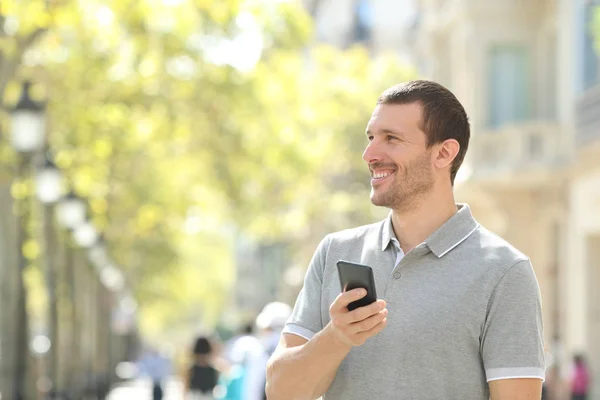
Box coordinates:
[371,188,406,209]
[370,193,391,208]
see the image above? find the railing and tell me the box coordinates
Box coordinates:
[470,122,569,182]
[576,84,600,146]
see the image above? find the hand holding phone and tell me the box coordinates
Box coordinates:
[336,260,378,311]
[326,260,387,347]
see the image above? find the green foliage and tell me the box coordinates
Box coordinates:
[1,0,414,339]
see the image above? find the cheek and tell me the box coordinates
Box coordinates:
[389,149,412,168]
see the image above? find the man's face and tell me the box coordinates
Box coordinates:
[362,102,435,211]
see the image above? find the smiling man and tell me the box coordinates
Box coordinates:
[266,80,545,400]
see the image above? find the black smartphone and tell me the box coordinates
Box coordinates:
[336,260,377,311]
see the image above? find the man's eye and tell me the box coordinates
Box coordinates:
[367,136,374,141]
[387,135,397,141]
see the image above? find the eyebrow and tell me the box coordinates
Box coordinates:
[365,128,405,137]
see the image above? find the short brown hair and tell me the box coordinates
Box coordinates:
[377,80,470,185]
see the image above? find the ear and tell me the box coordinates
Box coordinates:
[432,139,460,170]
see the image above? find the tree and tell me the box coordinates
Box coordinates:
[1,0,414,347]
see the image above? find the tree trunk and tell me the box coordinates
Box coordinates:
[0,183,18,398]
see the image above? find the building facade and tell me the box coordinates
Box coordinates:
[570,0,600,396]
[414,0,600,397]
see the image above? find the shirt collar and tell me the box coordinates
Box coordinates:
[381,211,396,252]
[381,203,479,257]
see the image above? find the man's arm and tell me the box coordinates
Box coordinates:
[266,289,388,400]
[481,260,545,391]
[489,378,543,400]
[266,327,349,400]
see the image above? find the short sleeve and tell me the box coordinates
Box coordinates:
[481,259,545,382]
[282,235,330,341]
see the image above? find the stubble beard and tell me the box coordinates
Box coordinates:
[370,153,435,212]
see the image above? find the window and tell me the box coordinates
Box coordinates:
[488,45,531,128]
[352,0,372,44]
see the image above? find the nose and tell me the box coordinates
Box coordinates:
[362,138,382,164]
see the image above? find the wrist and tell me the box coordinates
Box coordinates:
[321,322,353,354]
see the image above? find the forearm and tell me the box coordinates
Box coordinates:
[266,324,351,400]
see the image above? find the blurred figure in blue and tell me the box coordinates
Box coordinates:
[215,302,291,400]
[217,323,264,400]
[184,336,220,400]
[136,346,172,400]
[217,323,256,399]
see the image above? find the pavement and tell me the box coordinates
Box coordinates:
[107,377,184,399]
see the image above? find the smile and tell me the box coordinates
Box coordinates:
[371,169,395,184]
[373,171,393,179]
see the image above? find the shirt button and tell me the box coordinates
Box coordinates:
[393,271,401,279]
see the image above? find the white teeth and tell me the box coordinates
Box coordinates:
[374,172,392,179]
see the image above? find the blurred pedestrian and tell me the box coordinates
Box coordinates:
[223,323,255,364]
[137,346,172,400]
[255,302,292,400]
[570,354,591,400]
[217,321,265,400]
[218,323,258,400]
[184,336,220,400]
[256,302,292,363]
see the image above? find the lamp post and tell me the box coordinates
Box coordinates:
[35,154,63,398]
[72,219,99,391]
[55,192,86,230]
[55,193,85,398]
[88,236,124,391]
[35,156,63,204]
[73,220,98,249]
[10,80,46,400]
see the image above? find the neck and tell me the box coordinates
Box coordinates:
[391,187,457,254]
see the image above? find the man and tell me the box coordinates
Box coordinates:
[266,80,545,400]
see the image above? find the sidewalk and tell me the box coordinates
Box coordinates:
[107,377,183,399]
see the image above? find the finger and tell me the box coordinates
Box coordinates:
[350,308,388,334]
[347,299,386,323]
[330,289,367,313]
[356,316,388,340]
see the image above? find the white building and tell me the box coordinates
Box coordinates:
[414,0,600,397]
[569,0,600,396]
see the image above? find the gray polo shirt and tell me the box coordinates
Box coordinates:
[283,204,545,400]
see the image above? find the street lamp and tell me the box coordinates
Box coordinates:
[10,80,46,400]
[11,81,46,153]
[35,155,63,204]
[56,192,86,229]
[73,220,98,248]
[88,236,109,271]
[35,153,64,398]
[99,265,125,293]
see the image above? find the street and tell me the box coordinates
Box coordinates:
[107,378,184,400]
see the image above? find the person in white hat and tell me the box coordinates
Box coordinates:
[242,302,292,400]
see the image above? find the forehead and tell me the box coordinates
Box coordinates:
[367,102,424,133]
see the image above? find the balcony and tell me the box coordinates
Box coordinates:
[468,122,570,187]
[576,85,600,147]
